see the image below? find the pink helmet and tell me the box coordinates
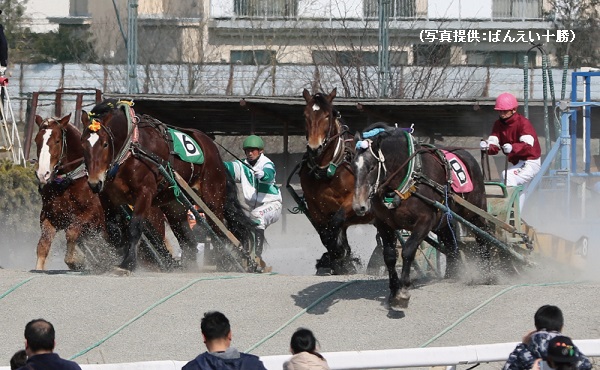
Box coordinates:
[494,93,518,111]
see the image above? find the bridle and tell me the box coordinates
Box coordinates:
[307,102,346,164]
[356,138,388,200]
[85,103,137,180]
[40,119,86,184]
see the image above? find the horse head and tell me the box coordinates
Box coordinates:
[351,124,393,216]
[302,88,341,158]
[81,99,130,193]
[34,113,72,185]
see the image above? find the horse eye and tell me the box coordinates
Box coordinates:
[103,142,109,148]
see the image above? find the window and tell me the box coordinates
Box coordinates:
[230,50,276,65]
[492,0,542,19]
[413,44,451,66]
[364,0,416,18]
[234,0,297,17]
[312,51,408,66]
[467,51,536,67]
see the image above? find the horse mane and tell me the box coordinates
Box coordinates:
[91,98,120,116]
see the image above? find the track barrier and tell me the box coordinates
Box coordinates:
[1,339,598,370]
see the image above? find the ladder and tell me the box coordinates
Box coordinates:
[0,74,25,165]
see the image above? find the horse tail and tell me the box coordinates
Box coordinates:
[223,171,256,247]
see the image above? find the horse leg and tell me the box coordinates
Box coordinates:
[329,226,357,275]
[64,225,86,271]
[36,218,56,270]
[117,214,143,272]
[395,222,431,308]
[437,225,461,279]
[315,209,356,275]
[375,220,402,308]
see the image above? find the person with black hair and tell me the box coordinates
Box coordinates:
[9,349,26,370]
[182,311,267,370]
[16,319,81,370]
[503,305,591,370]
[283,328,329,370]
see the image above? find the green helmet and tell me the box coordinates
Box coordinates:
[243,135,264,150]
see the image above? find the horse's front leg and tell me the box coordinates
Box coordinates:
[36,218,57,270]
[375,220,402,307]
[119,193,154,272]
[318,209,356,275]
[64,224,86,271]
[396,221,431,308]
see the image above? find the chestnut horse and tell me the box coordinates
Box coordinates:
[300,88,376,274]
[34,114,174,271]
[352,122,491,308]
[81,99,255,273]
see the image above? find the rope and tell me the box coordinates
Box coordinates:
[245,280,357,353]
[0,276,37,300]
[68,274,268,360]
[419,280,586,348]
[435,185,458,251]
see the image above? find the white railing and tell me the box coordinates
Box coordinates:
[2,339,598,370]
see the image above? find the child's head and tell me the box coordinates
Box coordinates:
[546,336,578,370]
[534,305,563,332]
[10,350,27,370]
[290,328,318,355]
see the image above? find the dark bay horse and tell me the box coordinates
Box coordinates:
[300,88,375,274]
[34,114,173,271]
[352,122,490,308]
[81,99,255,273]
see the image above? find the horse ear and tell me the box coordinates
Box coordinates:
[302,88,311,103]
[81,110,90,125]
[354,131,361,143]
[59,113,72,128]
[35,115,43,127]
[328,88,337,102]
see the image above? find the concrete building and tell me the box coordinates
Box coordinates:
[49,0,556,67]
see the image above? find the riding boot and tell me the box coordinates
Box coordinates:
[255,228,265,258]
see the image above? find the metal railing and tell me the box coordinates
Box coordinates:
[234,0,297,18]
[492,0,544,19]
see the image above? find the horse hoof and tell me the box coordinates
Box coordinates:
[110,267,132,276]
[316,267,332,276]
[390,290,411,308]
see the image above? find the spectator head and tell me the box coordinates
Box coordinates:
[290,328,317,355]
[290,328,324,360]
[10,349,27,370]
[201,311,231,341]
[24,319,55,353]
[534,305,563,332]
[546,336,578,370]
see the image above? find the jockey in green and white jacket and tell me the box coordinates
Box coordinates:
[224,135,282,257]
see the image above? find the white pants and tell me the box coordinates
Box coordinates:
[250,201,282,230]
[502,158,541,187]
